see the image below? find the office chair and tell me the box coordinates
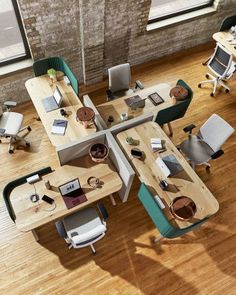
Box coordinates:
[155,80,193,136]
[33,57,79,95]
[202,15,236,66]
[106,63,144,101]
[179,114,234,171]
[138,183,209,243]
[198,43,236,97]
[0,101,31,153]
[55,203,108,254]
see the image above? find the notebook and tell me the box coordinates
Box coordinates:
[51,119,67,135]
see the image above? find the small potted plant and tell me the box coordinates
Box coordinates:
[47,68,57,82]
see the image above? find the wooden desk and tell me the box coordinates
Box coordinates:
[25,75,96,147]
[116,122,219,228]
[213,31,236,56]
[10,155,122,232]
[97,83,173,127]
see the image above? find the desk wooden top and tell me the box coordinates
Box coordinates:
[97,83,173,127]
[10,156,122,232]
[25,75,96,147]
[116,122,219,228]
[213,31,236,56]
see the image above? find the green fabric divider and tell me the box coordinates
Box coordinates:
[2,166,53,222]
[155,79,193,126]
[33,57,79,94]
[138,183,208,239]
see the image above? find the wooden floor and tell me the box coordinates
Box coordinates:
[1,44,236,295]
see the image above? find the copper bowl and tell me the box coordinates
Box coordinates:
[89,143,109,163]
[169,196,197,221]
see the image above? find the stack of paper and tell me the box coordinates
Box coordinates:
[150,138,163,151]
[51,119,67,135]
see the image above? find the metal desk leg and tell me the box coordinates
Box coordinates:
[109,194,116,206]
[32,229,39,242]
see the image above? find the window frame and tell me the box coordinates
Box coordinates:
[148,0,215,24]
[0,0,31,66]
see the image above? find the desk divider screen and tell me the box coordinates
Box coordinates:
[83,95,107,130]
[109,112,154,135]
[56,130,107,166]
[105,132,135,202]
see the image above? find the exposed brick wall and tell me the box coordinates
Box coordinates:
[0,0,235,103]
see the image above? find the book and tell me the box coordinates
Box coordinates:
[124,95,145,108]
[148,92,164,106]
[150,138,163,150]
[51,119,67,135]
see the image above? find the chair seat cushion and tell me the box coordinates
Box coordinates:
[180,135,214,164]
[0,112,23,135]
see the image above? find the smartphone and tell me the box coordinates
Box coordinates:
[131,148,143,158]
[42,195,54,205]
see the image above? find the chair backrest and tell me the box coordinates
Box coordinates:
[63,207,107,247]
[138,183,208,239]
[33,57,79,94]
[108,63,131,93]
[155,79,193,125]
[208,43,233,78]
[219,15,236,32]
[199,114,235,152]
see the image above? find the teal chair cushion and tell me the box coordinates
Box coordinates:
[155,79,193,126]
[33,57,79,95]
[138,183,208,239]
[2,167,53,222]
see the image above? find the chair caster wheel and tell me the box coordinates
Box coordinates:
[206,166,211,172]
[198,83,202,88]
[206,74,210,79]
[210,92,214,97]
[9,149,14,154]
[225,89,229,93]
[27,126,31,131]
[26,142,30,147]
[0,139,1,143]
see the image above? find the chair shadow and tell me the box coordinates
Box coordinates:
[37,220,198,295]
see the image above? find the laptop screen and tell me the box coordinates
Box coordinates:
[53,86,63,106]
[59,178,81,196]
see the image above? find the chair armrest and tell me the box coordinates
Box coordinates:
[55,221,67,239]
[211,149,224,159]
[183,124,196,134]
[135,80,144,90]
[4,101,17,108]
[106,89,115,101]
[97,202,109,221]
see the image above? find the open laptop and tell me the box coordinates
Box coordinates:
[59,178,87,209]
[42,86,63,112]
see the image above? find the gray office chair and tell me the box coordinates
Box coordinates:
[198,43,236,97]
[179,114,234,170]
[0,101,31,153]
[202,15,236,66]
[55,203,108,254]
[106,63,144,101]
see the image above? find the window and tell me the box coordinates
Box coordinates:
[149,0,214,23]
[0,0,30,65]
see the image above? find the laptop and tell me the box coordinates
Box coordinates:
[59,178,87,209]
[42,86,63,112]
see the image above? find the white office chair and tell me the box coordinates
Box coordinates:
[55,204,108,254]
[179,114,234,170]
[0,101,31,153]
[198,43,236,97]
[106,63,144,101]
